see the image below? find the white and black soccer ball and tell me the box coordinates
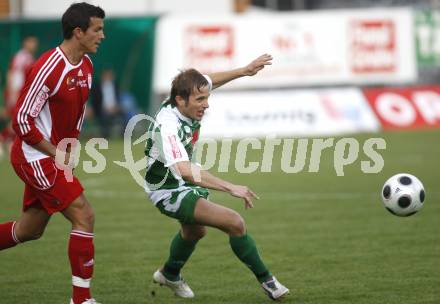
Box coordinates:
[381,173,426,217]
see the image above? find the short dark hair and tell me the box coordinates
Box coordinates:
[170,69,209,106]
[62,2,105,39]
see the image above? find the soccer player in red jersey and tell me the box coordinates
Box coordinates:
[4,36,38,115]
[1,36,38,152]
[0,3,105,304]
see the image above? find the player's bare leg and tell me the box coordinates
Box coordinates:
[0,206,50,249]
[62,193,95,232]
[62,194,98,304]
[181,223,207,241]
[193,198,289,300]
[193,198,246,236]
[14,206,51,241]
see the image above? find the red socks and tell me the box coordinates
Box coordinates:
[1,224,96,303]
[0,221,19,250]
[69,230,94,304]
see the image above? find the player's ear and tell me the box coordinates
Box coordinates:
[72,27,83,39]
[176,95,185,107]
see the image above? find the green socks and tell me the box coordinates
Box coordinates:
[162,232,272,283]
[163,232,198,281]
[229,234,272,283]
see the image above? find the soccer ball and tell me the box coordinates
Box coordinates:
[381,173,425,217]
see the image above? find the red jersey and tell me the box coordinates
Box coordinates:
[5,48,36,110]
[11,46,93,164]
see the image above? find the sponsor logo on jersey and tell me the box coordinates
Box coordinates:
[77,69,83,77]
[30,85,49,117]
[168,135,182,159]
[77,79,88,88]
[66,76,76,87]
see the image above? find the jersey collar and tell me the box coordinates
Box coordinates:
[172,106,194,125]
[57,46,83,69]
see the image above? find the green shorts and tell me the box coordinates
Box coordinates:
[150,185,209,224]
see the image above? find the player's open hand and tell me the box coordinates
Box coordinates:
[243,54,273,76]
[229,185,260,209]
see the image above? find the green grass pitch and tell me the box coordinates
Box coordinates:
[0,130,439,303]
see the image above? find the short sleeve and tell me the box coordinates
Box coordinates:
[159,123,189,167]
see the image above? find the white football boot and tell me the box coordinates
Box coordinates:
[153,269,194,298]
[261,276,290,300]
[69,298,101,304]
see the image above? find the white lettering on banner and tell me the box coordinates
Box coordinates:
[350,20,396,73]
[201,89,380,138]
[352,51,395,70]
[413,91,440,124]
[376,93,416,126]
[364,86,440,129]
[225,110,315,125]
[352,23,392,46]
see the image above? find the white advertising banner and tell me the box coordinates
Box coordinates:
[154,8,416,92]
[199,88,381,138]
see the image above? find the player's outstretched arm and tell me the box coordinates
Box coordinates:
[174,161,259,209]
[208,53,272,90]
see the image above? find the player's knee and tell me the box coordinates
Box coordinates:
[182,226,207,241]
[192,227,207,240]
[17,228,45,242]
[227,213,246,236]
[73,207,95,231]
[29,231,44,241]
[82,209,95,228]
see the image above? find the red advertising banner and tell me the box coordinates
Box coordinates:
[184,25,234,73]
[350,19,396,74]
[363,86,440,129]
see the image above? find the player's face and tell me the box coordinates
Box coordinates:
[178,85,210,121]
[80,17,105,53]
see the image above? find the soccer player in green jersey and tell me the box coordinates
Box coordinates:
[144,54,289,300]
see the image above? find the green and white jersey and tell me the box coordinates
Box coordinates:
[144,99,202,194]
